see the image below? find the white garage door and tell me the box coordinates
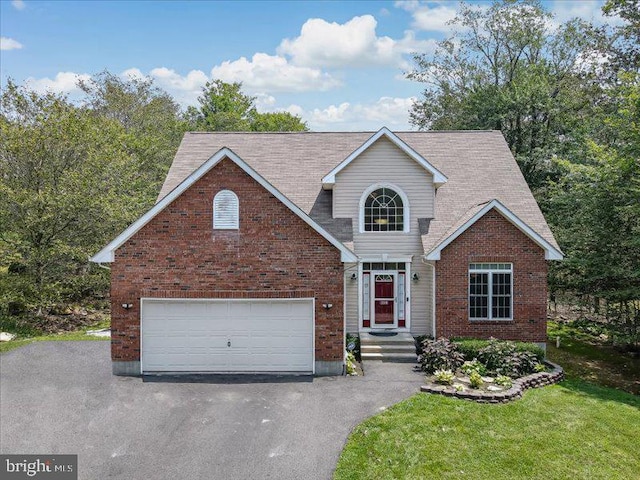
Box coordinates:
[141,299,314,373]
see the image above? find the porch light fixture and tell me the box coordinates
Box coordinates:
[412,273,419,282]
[350,273,357,281]
[121,303,133,310]
[322,303,333,310]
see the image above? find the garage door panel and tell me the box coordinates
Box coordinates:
[141,299,314,373]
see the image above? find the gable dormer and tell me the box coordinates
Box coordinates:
[325,128,446,234]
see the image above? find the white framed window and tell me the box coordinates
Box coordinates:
[213,190,239,229]
[359,183,410,233]
[469,263,513,320]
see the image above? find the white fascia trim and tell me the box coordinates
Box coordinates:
[91,147,357,264]
[321,127,448,188]
[424,199,564,261]
[359,255,414,263]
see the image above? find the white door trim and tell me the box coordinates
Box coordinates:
[370,270,398,328]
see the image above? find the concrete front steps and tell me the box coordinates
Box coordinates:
[360,332,418,363]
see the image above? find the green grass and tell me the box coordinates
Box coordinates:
[547,320,640,395]
[0,319,110,353]
[334,379,640,480]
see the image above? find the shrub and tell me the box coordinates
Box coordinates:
[477,338,539,377]
[434,369,455,385]
[461,359,487,376]
[469,371,483,389]
[495,375,513,388]
[418,338,464,373]
[345,351,358,375]
[453,338,545,363]
[534,363,546,373]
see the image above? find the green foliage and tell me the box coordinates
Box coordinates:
[186,80,307,132]
[418,337,464,373]
[454,338,545,363]
[461,360,487,376]
[433,369,455,385]
[468,371,484,389]
[494,375,513,388]
[407,0,595,190]
[345,351,358,375]
[477,338,540,378]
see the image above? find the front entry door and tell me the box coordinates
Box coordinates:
[372,272,397,328]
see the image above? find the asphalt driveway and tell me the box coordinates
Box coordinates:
[0,342,423,480]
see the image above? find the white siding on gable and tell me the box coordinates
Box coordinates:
[213,190,239,229]
[333,136,435,335]
[333,137,435,255]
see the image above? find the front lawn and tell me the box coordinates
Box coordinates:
[334,379,639,480]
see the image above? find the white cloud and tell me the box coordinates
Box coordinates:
[278,15,434,68]
[396,1,458,33]
[25,71,91,94]
[550,0,620,27]
[211,53,341,92]
[12,0,26,11]
[292,96,416,131]
[121,67,146,81]
[1,37,23,51]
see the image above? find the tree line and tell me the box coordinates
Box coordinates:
[0,75,306,318]
[409,0,639,348]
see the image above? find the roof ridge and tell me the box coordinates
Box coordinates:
[185,130,499,135]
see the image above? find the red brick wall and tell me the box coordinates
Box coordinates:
[110,157,344,363]
[435,210,547,342]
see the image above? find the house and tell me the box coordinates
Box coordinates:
[91,127,562,376]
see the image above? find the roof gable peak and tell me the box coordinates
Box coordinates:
[321,127,448,188]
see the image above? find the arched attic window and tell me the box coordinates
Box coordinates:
[213,190,239,229]
[361,185,409,232]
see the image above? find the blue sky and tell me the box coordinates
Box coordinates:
[1,0,612,130]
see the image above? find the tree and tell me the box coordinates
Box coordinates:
[407,0,596,189]
[0,81,144,307]
[187,79,307,132]
[78,71,187,202]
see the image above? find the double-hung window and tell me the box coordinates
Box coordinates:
[469,263,512,320]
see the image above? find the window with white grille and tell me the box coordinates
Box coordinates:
[469,263,512,320]
[213,190,239,229]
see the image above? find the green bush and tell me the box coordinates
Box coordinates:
[461,359,487,376]
[477,338,540,378]
[469,371,483,389]
[434,369,455,385]
[453,338,545,363]
[418,338,464,373]
[495,375,513,388]
[346,351,358,375]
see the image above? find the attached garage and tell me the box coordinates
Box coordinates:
[141,298,314,374]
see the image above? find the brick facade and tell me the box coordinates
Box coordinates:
[435,210,548,343]
[110,157,344,366]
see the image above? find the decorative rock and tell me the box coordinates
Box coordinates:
[0,332,16,342]
[487,385,502,392]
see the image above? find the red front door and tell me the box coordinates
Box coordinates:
[373,273,395,326]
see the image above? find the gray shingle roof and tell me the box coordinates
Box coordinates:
[159,131,560,254]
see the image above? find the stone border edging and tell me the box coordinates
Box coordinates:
[420,361,564,403]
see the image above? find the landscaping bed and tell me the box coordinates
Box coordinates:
[421,361,564,403]
[416,337,554,402]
